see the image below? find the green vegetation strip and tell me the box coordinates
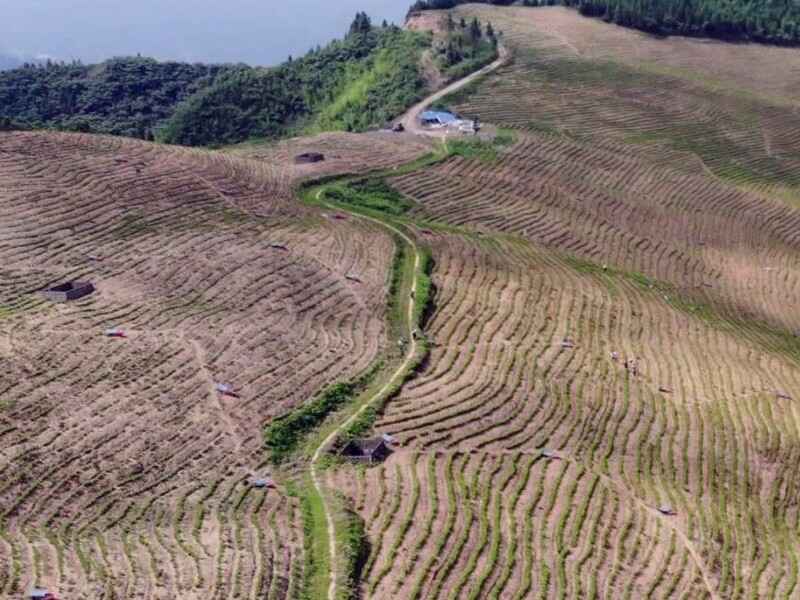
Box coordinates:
[283,132,519,597]
[264,363,383,465]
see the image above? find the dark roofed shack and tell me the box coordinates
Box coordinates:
[294,152,325,165]
[341,437,391,464]
[40,281,95,302]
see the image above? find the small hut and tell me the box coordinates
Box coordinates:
[341,437,391,464]
[40,281,94,302]
[252,477,275,489]
[294,152,325,165]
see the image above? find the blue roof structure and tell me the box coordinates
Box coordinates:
[420,110,457,124]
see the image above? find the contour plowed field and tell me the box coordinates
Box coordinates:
[227,131,434,181]
[389,130,800,332]
[331,232,800,599]
[445,5,800,203]
[0,131,398,599]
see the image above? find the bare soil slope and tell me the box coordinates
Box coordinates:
[318,7,800,600]
[0,130,429,599]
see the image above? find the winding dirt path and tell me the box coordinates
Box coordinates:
[399,45,510,136]
[308,47,508,598]
[310,195,421,600]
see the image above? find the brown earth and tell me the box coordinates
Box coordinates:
[0,129,427,599]
[323,6,800,599]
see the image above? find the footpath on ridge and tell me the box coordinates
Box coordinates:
[306,46,509,600]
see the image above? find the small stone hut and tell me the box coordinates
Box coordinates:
[40,281,95,302]
[294,152,325,165]
[341,437,391,464]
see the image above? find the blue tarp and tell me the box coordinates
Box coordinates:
[420,110,457,124]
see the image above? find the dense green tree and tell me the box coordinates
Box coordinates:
[0,57,230,138]
[469,17,483,41]
[349,12,373,36]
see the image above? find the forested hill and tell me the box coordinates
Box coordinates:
[409,0,800,45]
[0,58,231,139]
[0,15,431,147]
[160,18,429,146]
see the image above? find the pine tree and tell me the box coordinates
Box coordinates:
[469,17,483,41]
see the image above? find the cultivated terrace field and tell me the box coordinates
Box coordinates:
[324,5,800,600]
[0,130,431,598]
[5,4,800,600]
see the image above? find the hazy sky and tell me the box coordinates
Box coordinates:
[1,0,409,65]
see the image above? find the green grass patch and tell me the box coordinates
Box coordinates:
[493,128,517,147]
[296,477,331,600]
[321,178,413,216]
[264,362,382,465]
[447,137,498,162]
[336,501,370,600]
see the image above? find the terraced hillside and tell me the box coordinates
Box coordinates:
[312,6,800,600]
[446,5,800,203]
[0,130,430,599]
[6,6,800,600]
[328,232,800,599]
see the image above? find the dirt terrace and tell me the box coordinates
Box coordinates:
[0,130,412,599]
[332,232,800,599]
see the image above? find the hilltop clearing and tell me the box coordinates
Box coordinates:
[410,0,800,46]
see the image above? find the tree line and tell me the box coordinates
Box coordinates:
[410,0,800,45]
[436,14,499,79]
[0,57,230,138]
[0,15,435,147]
[160,17,430,146]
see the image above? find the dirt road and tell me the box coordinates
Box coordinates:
[398,45,509,136]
